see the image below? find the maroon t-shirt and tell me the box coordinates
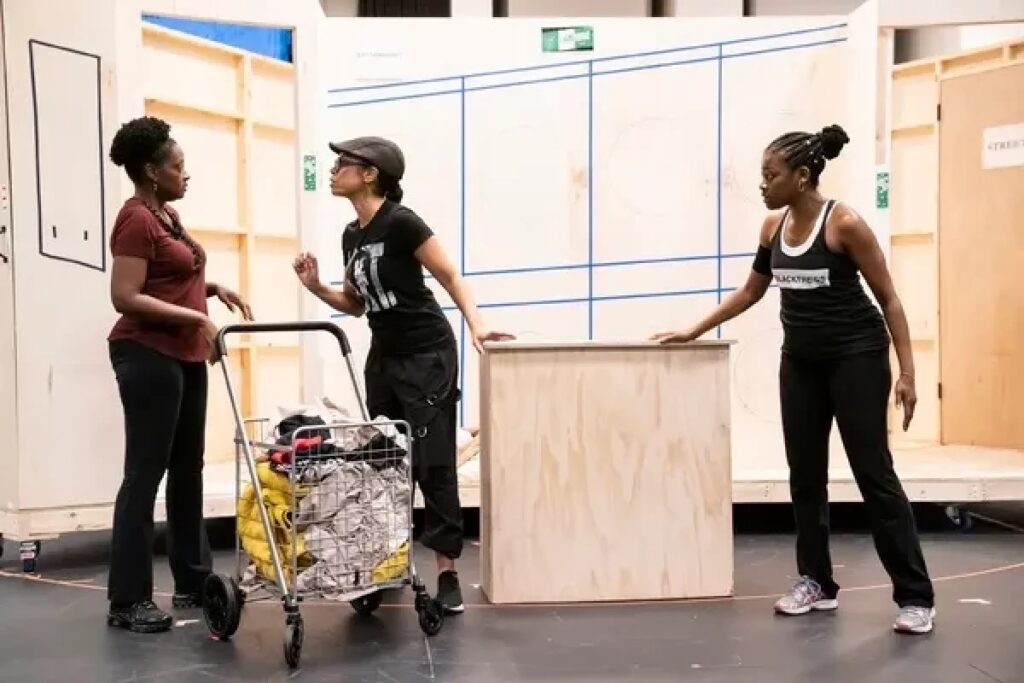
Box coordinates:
[107,198,210,362]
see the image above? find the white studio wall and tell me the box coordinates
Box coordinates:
[2,0,123,518]
[0,0,323,542]
[311,14,872,466]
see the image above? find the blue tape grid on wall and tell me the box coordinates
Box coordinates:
[324,23,848,425]
[142,15,294,63]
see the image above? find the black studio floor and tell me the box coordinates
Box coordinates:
[1,505,1023,683]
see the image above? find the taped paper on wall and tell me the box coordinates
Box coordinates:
[352,43,406,84]
[982,122,1024,170]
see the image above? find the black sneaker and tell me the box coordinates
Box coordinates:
[107,601,173,633]
[437,570,464,614]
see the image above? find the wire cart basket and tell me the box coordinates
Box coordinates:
[201,322,446,668]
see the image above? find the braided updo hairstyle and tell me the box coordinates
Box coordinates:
[767,124,850,188]
[109,116,206,269]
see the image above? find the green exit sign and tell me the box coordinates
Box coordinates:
[542,26,594,53]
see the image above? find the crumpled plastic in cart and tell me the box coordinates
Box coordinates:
[293,459,412,599]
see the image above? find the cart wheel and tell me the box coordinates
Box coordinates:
[235,582,247,610]
[945,505,974,532]
[417,599,444,636]
[20,541,40,573]
[202,573,242,640]
[350,590,384,616]
[283,614,304,669]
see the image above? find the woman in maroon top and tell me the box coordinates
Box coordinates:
[105,116,252,634]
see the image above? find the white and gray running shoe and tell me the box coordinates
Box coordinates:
[893,606,936,634]
[773,576,839,616]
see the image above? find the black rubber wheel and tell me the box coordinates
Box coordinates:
[230,579,246,610]
[418,599,444,636]
[202,573,242,640]
[284,615,304,669]
[945,505,974,532]
[350,590,384,616]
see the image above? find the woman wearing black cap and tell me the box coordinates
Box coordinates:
[651,124,935,635]
[293,136,514,613]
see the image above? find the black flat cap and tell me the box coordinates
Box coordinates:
[329,136,405,180]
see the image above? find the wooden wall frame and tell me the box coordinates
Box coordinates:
[141,22,303,465]
[887,36,1024,448]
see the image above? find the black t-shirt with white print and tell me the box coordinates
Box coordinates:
[342,200,455,355]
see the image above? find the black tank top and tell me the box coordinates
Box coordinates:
[770,199,889,360]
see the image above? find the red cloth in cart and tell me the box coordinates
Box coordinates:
[270,435,324,466]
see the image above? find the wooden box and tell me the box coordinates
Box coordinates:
[479,341,734,604]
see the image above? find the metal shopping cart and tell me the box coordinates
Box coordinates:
[201,321,445,669]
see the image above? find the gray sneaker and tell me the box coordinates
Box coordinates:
[893,606,935,634]
[773,577,839,616]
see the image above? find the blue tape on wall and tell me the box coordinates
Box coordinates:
[142,15,293,63]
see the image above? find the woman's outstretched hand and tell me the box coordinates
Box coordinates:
[649,327,699,344]
[471,327,516,353]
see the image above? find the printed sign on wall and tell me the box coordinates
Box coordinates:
[542,26,594,53]
[982,122,1024,170]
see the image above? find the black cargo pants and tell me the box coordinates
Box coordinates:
[364,341,463,559]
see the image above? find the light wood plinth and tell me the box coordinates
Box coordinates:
[479,341,734,604]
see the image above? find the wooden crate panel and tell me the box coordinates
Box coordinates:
[892,70,936,129]
[145,102,243,231]
[890,241,937,340]
[251,348,303,425]
[143,28,242,117]
[206,352,246,465]
[251,129,298,237]
[252,61,296,131]
[249,244,302,347]
[891,132,937,235]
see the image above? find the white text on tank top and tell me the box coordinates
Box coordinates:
[773,201,830,291]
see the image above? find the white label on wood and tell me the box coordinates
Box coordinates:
[982,123,1024,170]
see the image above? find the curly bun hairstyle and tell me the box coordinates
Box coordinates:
[767,124,850,187]
[109,116,175,184]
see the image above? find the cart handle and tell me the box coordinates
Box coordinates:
[216,321,352,356]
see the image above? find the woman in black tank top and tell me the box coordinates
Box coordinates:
[651,124,936,635]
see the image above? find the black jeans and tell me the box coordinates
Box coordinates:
[780,349,934,608]
[364,341,463,559]
[108,340,212,604]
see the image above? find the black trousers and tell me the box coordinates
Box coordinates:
[779,349,934,608]
[108,340,213,604]
[364,341,463,560]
